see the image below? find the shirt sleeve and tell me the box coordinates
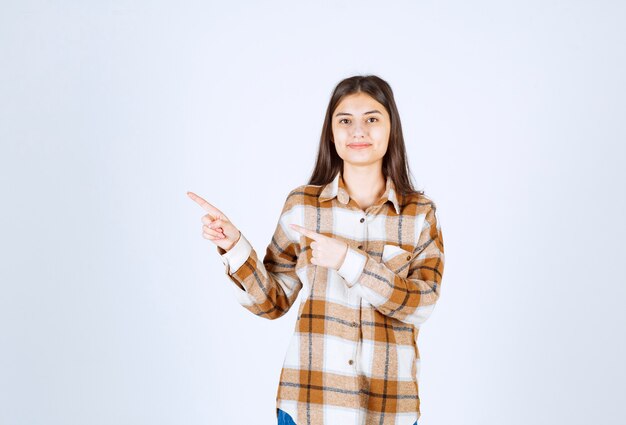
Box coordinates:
[216,190,303,320]
[336,203,445,327]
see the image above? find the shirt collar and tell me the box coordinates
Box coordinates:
[319,170,401,215]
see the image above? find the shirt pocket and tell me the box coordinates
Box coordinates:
[381,244,413,279]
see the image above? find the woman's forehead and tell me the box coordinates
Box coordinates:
[334,92,388,115]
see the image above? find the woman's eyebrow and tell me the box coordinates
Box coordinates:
[334,110,383,117]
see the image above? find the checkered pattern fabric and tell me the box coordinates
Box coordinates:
[217,170,445,425]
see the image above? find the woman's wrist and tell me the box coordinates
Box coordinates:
[225,231,242,252]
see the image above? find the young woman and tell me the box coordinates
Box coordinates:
[188,75,445,425]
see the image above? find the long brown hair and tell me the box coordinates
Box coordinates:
[307,74,423,199]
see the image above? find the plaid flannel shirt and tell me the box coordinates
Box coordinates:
[217,170,445,425]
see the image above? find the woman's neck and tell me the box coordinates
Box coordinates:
[342,165,385,210]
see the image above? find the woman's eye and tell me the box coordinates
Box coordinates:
[367,117,378,123]
[339,118,350,124]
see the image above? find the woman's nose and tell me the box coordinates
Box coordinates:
[351,121,366,137]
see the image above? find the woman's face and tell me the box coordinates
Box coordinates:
[331,92,391,168]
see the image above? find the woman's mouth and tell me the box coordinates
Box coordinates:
[348,143,371,150]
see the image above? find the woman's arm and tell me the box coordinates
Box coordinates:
[336,203,445,327]
[217,189,303,320]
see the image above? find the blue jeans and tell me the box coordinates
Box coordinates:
[277,408,417,425]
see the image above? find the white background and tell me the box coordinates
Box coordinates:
[1,1,625,424]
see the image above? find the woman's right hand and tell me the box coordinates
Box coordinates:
[187,191,241,252]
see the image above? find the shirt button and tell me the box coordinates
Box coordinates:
[352,321,358,327]
[359,217,365,223]
[348,359,354,365]
[407,255,411,260]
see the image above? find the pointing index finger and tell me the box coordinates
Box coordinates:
[187,191,223,217]
[290,223,321,241]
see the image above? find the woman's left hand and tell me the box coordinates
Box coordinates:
[289,223,348,271]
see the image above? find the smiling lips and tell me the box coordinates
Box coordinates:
[348,143,371,149]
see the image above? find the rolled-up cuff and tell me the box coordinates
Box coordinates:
[336,246,367,287]
[217,233,251,274]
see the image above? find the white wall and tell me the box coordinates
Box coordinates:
[1,1,624,424]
